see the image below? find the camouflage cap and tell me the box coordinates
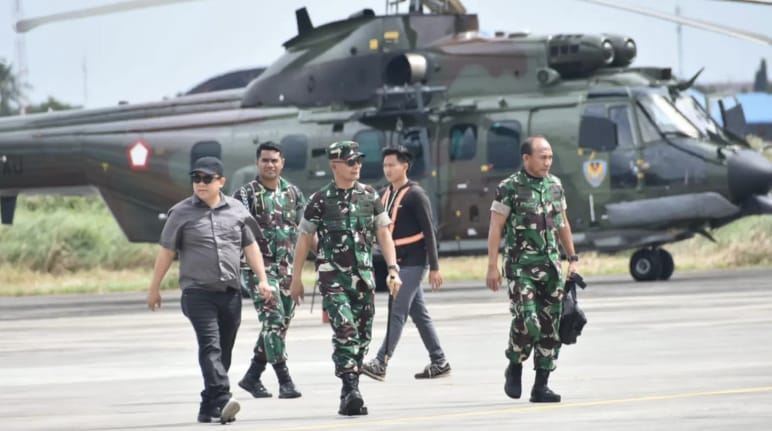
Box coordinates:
[327,140,364,161]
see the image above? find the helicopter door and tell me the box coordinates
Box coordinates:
[438,119,486,244]
[396,127,438,223]
[606,105,639,189]
[579,103,639,227]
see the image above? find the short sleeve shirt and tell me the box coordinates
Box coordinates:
[298,181,390,273]
[490,171,567,269]
[160,193,257,291]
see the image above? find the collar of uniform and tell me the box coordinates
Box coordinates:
[253,176,288,193]
[328,180,362,194]
[191,192,229,209]
[518,169,547,188]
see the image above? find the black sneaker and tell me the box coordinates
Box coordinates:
[219,398,240,424]
[239,378,273,398]
[196,404,221,423]
[414,361,451,379]
[361,359,387,382]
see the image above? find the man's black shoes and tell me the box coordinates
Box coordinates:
[529,369,561,403]
[504,362,523,399]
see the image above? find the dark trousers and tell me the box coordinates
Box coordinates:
[181,288,242,408]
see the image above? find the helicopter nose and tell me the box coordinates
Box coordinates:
[727,149,772,203]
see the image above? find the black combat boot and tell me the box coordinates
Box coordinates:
[529,369,561,403]
[238,359,273,398]
[338,373,368,416]
[504,362,523,399]
[273,362,302,399]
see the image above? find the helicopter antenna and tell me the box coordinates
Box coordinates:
[675,4,683,77]
[13,0,28,114]
[672,67,705,92]
[578,0,772,46]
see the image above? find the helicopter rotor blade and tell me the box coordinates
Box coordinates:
[712,0,772,5]
[578,0,772,46]
[14,0,203,33]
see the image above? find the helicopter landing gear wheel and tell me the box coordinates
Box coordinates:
[657,249,674,280]
[630,248,663,281]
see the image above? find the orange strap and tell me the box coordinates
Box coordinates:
[394,232,425,246]
[381,185,425,246]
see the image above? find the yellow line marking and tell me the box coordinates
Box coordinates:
[268,386,772,431]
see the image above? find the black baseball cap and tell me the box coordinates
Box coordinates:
[190,156,224,176]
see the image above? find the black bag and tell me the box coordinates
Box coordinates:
[559,272,588,345]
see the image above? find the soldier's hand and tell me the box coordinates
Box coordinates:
[428,270,443,292]
[147,289,162,311]
[486,265,502,292]
[257,281,272,300]
[290,278,304,304]
[387,271,402,298]
[568,261,578,276]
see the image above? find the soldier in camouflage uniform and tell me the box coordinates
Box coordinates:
[234,142,306,400]
[290,140,402,416]
[486,136,579,404]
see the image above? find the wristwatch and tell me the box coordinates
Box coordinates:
[387,264,401,273]
[568,255,580,263]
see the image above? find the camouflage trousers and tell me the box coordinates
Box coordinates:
[505,265,564,371]
[319,268,375,377]
[242,271,296,364]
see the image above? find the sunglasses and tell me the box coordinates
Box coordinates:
[334,157,363,167]
[191,174,221,184]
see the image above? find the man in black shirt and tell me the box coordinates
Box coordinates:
[362,146,450,381]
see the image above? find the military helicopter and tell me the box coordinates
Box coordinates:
[1,0,771,282]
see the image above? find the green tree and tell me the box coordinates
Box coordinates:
[26,96,80,114]
[0,59,23,116]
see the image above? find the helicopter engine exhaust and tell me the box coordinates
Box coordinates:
[386,53,428,86]
[603,34,637,67]
[547,33,636,78]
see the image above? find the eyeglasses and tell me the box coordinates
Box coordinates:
[191,174,220,184]
[333,157,363,167]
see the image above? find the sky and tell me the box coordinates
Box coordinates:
[0,0,769,109]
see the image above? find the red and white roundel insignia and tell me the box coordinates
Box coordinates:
[127,140,151,171]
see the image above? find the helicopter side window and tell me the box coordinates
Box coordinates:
[449,124,477,161]
[609,106,635,149]
[607,106,638,189]
[487,121,521,170]
[279,134,308,170]
[636,106,661,144]
[400,128,430,177]
[353,129,386,179]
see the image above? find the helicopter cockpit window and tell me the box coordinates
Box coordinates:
[279,134,308,170]
[636,106,661,144]
[637,94,700,139]
[673,93,720,137]
[487,121,521,170]
[353,129,386,179]
[449,124,477,161]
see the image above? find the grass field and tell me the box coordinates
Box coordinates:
[1,196,770,296]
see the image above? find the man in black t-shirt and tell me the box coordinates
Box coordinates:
[362,146,450,382]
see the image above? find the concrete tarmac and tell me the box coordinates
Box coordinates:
[1,267,771,430]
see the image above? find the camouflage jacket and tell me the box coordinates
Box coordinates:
[234,177,306,287]
[491,170,567,275]
[300,181,389,275]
